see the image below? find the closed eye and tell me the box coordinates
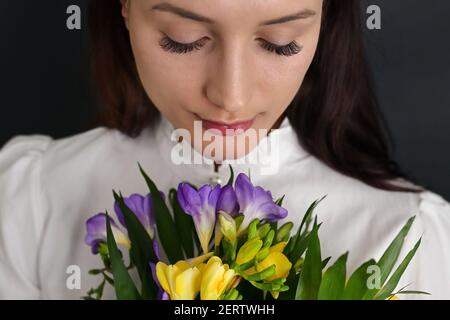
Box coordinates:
[159,35,302,57]
[258,39,303,57]
[159,35,208,54]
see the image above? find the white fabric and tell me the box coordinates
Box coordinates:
[1,115,449,299]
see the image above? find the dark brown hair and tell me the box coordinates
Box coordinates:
[88,0,421,192]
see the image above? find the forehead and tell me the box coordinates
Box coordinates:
[147,0,323,27]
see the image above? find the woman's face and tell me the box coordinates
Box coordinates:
[121,0,323,161]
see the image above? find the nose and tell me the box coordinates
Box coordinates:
[205,41,254,114]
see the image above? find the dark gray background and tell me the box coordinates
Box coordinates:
[0,1,449,199]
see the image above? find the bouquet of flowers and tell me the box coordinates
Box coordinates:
[84,164,426,300]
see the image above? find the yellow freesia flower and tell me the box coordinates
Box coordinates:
[256,251,292,281]
[245,242,291,281]
[186,252,213,267]
[156,260,202,300]
[269,241,288,253]
[201,256,237,300]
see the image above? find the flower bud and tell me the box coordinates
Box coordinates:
[294,257,304,270]
[218,211,237,243]
[270,241,288,253]
[247,219,260,240]
[236,238,263,265]
[276,222,294,242]
[224,288,240,300]
[257,224,271,239]
[245,265,276,281]
[234,214,245,231]
[214,222,223,247]
[263,230,275,248]
[255,247,270,263]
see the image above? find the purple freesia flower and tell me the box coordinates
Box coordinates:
[84,213,130,254]
[216,185,240,217]
[234,173,288,231]
[177,183,221,254]
[114,193,164,240]
[86,192,164,254]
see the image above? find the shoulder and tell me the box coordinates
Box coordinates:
[302,155,450,230]
[0,125,165,212]
[0,127,120,203]
[0,127,115,166]
[0,126,157,175]
[282,155,422,217]
[0,127,142,208]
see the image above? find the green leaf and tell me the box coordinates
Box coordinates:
[318,253,348,300]
[88,269,103,275]
[322,257,332,269]
[284,234,297,257]
[295,220,322,300]
[342,259,376,300]
[275,195,285,207]
[226,165,234,187]
[138,163,184,263]
[113,191,157,299]
[374,238,422,300]
[85,279,106,300]
[103,272,114,286]
[105,212,140,300]
[289,229,314,265]
[95,280,106,300]
[397,290,431,295]
[377,216,416,285]
[169,188,195,258]
[278,267,298,300]
[286,197,325,260]
[298,196,326,236]
[222,239,237,263]
[362,216,416,300]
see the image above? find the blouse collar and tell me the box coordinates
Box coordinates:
[152,114,309,187]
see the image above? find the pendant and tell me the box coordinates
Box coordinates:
[209,175,222,186]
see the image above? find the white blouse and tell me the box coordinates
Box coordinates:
[1,115,449,300]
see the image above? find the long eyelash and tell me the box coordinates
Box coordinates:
[159,35,301,57]
[260,40,302,57]
[159,36,206,54]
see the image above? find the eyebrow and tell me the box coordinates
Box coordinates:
[151,3,316,26]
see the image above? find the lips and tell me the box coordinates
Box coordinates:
[201,118,255,136]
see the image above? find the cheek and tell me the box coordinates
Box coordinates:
[256,56,309,110]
